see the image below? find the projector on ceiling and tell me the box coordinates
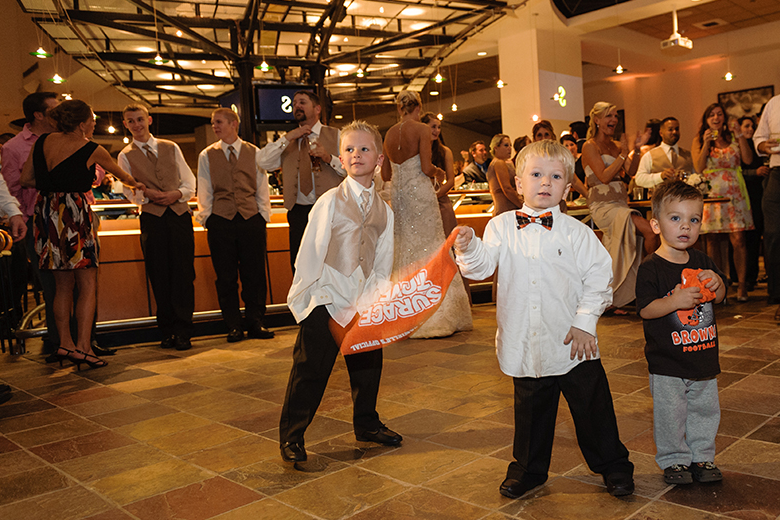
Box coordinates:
[661,33,693,55]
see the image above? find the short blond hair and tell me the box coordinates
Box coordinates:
[515,140,575,183]
[212,107,240,124]
[122,104,149,117]
[340,120,383,151]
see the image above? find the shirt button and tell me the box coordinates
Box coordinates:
[359,257,364,261]
[533,332,537,336]
[533,305,537,309]
[532,280,536,284]
[532,255,536,259]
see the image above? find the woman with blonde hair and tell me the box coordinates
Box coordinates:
[382,91,472,337]
[487,133,522,216]
[581,101,655,311]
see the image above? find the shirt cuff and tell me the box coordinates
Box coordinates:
[571,312,599,337]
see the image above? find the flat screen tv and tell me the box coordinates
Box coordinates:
[255,84,314,125]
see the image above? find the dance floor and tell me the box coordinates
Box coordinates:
[0,291,779,519]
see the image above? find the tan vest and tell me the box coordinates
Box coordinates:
[649,146,693,173]
[124,140,190,217]
[324,182,387,279]
[281,125,343,210]
[206,141,259,220]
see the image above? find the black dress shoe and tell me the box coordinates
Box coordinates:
[226,328,244,343]
[248,324,274,339]
[280,442,307,462]
[499,476,546,499]
[160,335,177,349]
[603,472,634,496]
[356,426,403,446]
[92,344,116,356]
[175,337,192,351]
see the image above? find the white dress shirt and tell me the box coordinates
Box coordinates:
[635,142,694,188]
[287,175,394,327]
[118,135,196,205]
[196,139,272,224]
[754,94,780,168]
[456,204,613,378]
[256,120,346,205]
[0,175,22,218]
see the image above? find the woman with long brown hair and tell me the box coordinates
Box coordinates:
[420,112,457,235]
[692,103,754,301]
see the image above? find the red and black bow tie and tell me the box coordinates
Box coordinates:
[515,211,553,230]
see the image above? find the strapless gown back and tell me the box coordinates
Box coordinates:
[391,155,472,338]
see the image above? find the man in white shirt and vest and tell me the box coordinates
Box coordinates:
[119,104,196,351]
[635,117,694,188]
[254,90,346,269]
[197,108,274,342]
[753,94,780,319]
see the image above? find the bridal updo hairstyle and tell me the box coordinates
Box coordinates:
[587,101,617,139]
[48,100,93,133]
[396,90,421,115]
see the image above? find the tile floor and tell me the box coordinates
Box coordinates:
[0,293,779,519]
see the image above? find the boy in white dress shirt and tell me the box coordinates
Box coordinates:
[279,120,402,463]
[454,140,634,499]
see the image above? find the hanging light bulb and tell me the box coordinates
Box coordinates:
[437,113,443,120]
[724,56,733,81]
[356,67,364,78]
[433,72,444,83]
[108,125,116,134]
[30,47,52,59]
[123,136,130,144]
[532,114,539,122]
[724,71,733,81]
[257,60,271,72]
[451,103,458,112]
[49,74,65,84]
[62,93,72,100]
[496,79,505,88]
[613,49,626,75]
[148,53,168,65]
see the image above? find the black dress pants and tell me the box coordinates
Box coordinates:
[205,213,267,329]
[764,168,780,302]
[287,203,313,270]
[140,209,195,338]
[279,305,383,444]
[508,359,633,481]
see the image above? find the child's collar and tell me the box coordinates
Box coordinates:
[520,203,562,218]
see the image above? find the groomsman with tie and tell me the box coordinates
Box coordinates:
[255,90,346,268]
[634,117,694,188]
[119,104,196,350]
[197,108,274,343]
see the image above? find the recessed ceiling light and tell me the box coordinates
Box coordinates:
[336,64,356,71]
[410,22,432,30]
[214,70,228,77]
[176,30,182,37]
[335,115,344,119]
[197,84,215,89]
[430,91,439,96]
[477,52,487,56]
[402,7,425,16]
[136,46,155,52]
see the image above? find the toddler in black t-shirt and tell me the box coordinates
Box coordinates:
[636,181,726,486]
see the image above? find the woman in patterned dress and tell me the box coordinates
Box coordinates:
[692,103,754,301]
[21,100,143,368]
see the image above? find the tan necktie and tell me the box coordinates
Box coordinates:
[227,145,237,166]
[144,144,157,166]
[298,138,313,196]
[670,147,678,169]
[360,190,370,219]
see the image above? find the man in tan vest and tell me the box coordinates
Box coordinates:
[255,90,346,268]
[197,108,274,343]
[119,104,196,351]
[635,117,694,188]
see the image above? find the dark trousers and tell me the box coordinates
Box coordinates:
[287,203,313,270]
[764,167,780,301]
[279,305,383,445]
[508,359,633,481]
[206,213,267,329]
[140,209,195,338]
[744,176,764,285]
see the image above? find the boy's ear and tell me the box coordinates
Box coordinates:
[561,183,571,201]
[649,218,662,235]
[515,175,523,196]
[376,153,384,168]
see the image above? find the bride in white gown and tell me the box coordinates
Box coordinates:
[381,90,472,338]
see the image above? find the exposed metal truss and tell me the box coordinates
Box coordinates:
[20,0,509,109]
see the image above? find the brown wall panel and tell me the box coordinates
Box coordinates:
[97,261,149,321]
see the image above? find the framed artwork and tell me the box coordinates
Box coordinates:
[718,85,775,122]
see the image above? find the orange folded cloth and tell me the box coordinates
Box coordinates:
[680,268,716,303]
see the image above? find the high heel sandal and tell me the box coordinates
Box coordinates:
[54,347,75,367]
[66,351,108,370]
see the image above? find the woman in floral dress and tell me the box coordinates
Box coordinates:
[692,102,754,301]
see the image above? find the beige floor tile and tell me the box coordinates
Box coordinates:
[182,435,278,472]
[350,488,489,520]
[56,443,171,482]
[0,484,111,520]
[147,422,248,456]
[108,374,186,394]
[210,498,315,519]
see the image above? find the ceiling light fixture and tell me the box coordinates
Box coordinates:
[62,93,72,100]
[433,72,444,83]
[356,67,364,78]
[613,49,626,75]
[496,79,506,88]
[430,90,439,96]
[108,125,116,134]
[437,113,443,120]
[451,103,458,112]
[532,114,539,122]
[123,136,130,144]
[30,46,52,59]
[49,73,65,84]
[477,51,487,56]
[335,114,344,119]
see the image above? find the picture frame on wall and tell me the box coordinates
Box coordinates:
[718,85,775,122]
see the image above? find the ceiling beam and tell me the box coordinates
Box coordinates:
[120,82,219,101]
[94,54,233,83]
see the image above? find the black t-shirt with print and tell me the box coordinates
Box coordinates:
[636,249,723,379]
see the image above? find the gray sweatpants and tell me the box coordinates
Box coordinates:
[649,373,720,470]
